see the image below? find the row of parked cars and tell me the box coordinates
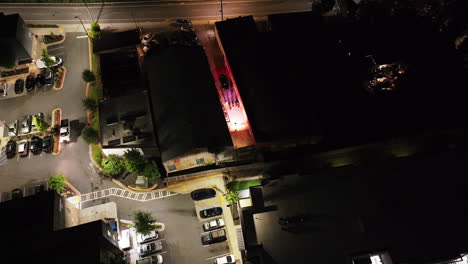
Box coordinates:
[6,136,54,158]
[191,188,236,264]
[7,113,44,137]
[136,231,164,264]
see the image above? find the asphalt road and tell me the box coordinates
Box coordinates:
[0,0,312,24]
[0,32,114,194]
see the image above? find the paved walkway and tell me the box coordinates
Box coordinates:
[80,187,178,203]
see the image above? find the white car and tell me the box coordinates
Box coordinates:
[137,230,159,244]
[136,254,163,264]
[8,120,18,137]
[60,119,70,143]
[214,254,235,264]
[1,81,7,96]
[35,56,63,69]
[20,115,32,134]
[203,218,225,231]
[139,241,162,257]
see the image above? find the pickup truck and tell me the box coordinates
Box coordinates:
[60,119,70,143]
[203,218,225,232]
[201,229,227,245]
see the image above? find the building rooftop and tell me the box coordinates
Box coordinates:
[92,29,140,54]
[99,90,157,148]
[143,45,231,162]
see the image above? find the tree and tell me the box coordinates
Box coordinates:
[32,116,50,132]
[82,69,96,82]
[143,161,161,181]
[89,22,102,39]
[48,174,67,194]
[82,127,99,144]
[82,98,98,111]
[101,155,123,176]
[133,210,160,235]
[41,49,56,68]
[122,149,146,174]
[225,190,240,205]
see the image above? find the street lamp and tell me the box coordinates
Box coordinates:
[220,0,224,21]
[74,16,89,38]
[81,0,95,22]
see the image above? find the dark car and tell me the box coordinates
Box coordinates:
[6,140,17,159]
[191,188,216,201]
[201,229,227,245]
[35,74,45,88]
[44,69,54,87]
[11,189,23,200]
[14,79,24,94]
[200,207,223,219]
[30,136,43,155]
[42,136,53,153]
[218,75,230,90]
[25,75,35,91]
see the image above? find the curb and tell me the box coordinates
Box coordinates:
[45,33,66,46]
[53,66,67,90]
[127,184,159,192]
[112,178,170,193]
[88,143,106,173]
[51,108,62,155]
[65,180,82,196]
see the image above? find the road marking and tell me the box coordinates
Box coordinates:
[31,13,48,16]
[205,253,231,260]
[158,251,168,255]
[47,46,64,51]
[76,35,89,39]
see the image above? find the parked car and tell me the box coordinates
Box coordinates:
[7,120,18,137]
[218,75,231,90]
[215,254,236,264]
[136,254,163,264]
[18,140,29,157]
[25,75,35,91]
[42,136,53,153]
[0,81,7,96]
[14,79,24,94]
[137,230,159,244]
[36,56,63,69]
[60,119,70,143]
[44,69,54,87]
[201,229,227,245]
[20,115,32,134]
[35,73,45,88]
[11,189,23,200]
[6,140,17,159]
[30,136,43,155]
[139,241,163,257]
[203,218,225,232]
[191,188,216,201]
[200,207,223,219]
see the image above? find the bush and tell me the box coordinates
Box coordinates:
[122,149,146,174]
[91,144,103,165]
[41,49,56,68]
[225,190,240,205]
[48,174,67,194]
[43,34,63,44]
[82,69,96,82]
[82,127,99,144]
[133,210,160,235]
[101,155,123,176]
[32,116,50,132]
[82,98,98,111]
[89,22,101,39]
[143,161,161,182]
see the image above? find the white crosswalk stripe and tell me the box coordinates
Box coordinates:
[0,147,7,166]
[80,188,178,205]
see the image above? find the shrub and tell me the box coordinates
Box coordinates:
[82,127,99,144]
[82,98,98,111]
[91,144,103,165]
[48,174,67,194]
[82,69,96,82]
[225,190,240,205]
[133,210,160,235]
[32,116,50,132]
[89,22,102,39]
[143,161,161,182]
[122,149,146,174]
[101,155,123,176]
[41,49,56,68]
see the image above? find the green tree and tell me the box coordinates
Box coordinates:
[82,127,99,144]
[82,69,96,82]
[82,98,98,111]
[41,49,56,68]
[122,149,146,174]
[32,116,50,132]
[143,161,161,181]
[48,174,67,194]
[225,190,240,205]
[89,22,102,39]
[133,210,160,235]
[101,155,123,176]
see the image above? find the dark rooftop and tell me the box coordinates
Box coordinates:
[93,29,140,54]
[143,45,231,162]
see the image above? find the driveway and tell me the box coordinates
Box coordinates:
[0,32,114,194]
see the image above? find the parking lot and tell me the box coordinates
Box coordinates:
[85,192,232,264]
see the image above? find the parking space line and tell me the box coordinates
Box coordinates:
[205,253,231,260]
[158,251,168,255]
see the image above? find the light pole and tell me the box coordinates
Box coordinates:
[220,0,224,21]
[82,0,95,22]
[74,16,89,38]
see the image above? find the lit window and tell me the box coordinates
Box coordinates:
[196,158,205,165]
[168,164,176,171]
[370,255,383,264]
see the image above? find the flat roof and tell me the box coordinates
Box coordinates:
[143,45,231,162]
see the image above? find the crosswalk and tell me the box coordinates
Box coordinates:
[0,147,7,166]
[80,188,178,203]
